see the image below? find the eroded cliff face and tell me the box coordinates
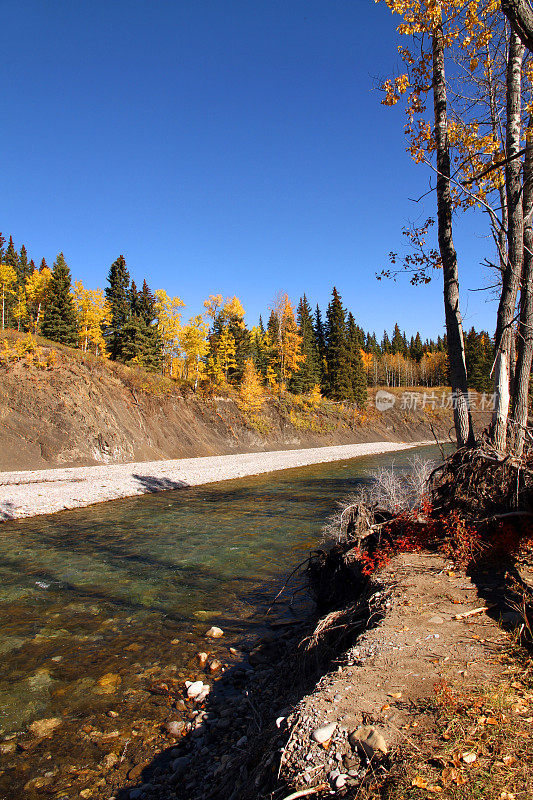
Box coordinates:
[0,340,463,472]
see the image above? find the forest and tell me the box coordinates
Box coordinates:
[0,232,494,406]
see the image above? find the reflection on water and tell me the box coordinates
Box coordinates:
[0,446,440,735]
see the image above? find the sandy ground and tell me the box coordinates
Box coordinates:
[0,440,432,522]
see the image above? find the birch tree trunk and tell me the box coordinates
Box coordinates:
[432,28,475,448]
[510,120,533,457]
[492,31,525,452]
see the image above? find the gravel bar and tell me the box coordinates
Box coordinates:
[0,441,433,522]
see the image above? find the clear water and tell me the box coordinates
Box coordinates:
[0,446,440,737]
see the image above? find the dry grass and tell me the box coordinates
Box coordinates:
[350,651,533,800]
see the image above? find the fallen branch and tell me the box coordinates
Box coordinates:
[280,785,328,800]
[453,606,492,620]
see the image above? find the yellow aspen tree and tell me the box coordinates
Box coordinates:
[12,285,28,331]
[179,314,209,390]
[0,263,17,330]
[239,358,265,417]
[216,326,237,382]
[25,267,52,333]
[72,282,111,355]
[308,382,322,408]
[154,290,185,375]
[272,293,305,390]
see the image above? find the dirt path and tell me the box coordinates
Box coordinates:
[0,440,432,521]
[277,552,514,793]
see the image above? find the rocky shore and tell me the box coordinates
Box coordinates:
[114,551,515,800]
[0,441,432,521]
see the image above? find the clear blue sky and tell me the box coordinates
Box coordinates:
[2,0,496,340]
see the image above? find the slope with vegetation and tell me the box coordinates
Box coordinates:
[0,330,461,472]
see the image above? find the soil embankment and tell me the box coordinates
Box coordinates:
[0,334,465,473]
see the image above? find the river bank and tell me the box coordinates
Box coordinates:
[0,440,432,521]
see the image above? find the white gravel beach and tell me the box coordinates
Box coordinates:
[0,441,433,522]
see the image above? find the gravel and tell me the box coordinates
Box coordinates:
[0,441,432,521]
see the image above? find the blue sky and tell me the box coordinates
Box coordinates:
[2,0,496,339]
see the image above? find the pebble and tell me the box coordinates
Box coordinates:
[209,659,222,673]
[186,680,205,699]
[311,721,336,744]
[29,718,62,738]
[429,615,444,625]
[172,756,190,774]
[349,726,388,757]
[197,652,208,666]
[335,774,347,789]
[165,720,185,737]
[205,626,224,639]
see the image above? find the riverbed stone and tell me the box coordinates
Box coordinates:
[205,626,224,639]
[349,726,388,757]
[165,720,185,737]
[186,680,204,699]
[29,717,62,738]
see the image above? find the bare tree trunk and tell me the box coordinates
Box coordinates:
[492,31,525,452]
[511,120,533,456]
[432,28,475,448]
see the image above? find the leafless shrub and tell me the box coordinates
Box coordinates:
[323,456,435,544]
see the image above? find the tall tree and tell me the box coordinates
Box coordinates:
[325,287,353,401]
[41,253,78,345]
[291,294,320,393]
[105,255,131,360]
[347,312,368,406]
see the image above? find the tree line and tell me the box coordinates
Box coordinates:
[0,232,494,402]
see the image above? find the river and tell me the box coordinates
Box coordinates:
[0,444,440,798]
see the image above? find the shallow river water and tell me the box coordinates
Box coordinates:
[0,445,439,797]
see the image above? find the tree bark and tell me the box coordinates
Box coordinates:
[492,31,525,452]
[502,0,533,53]
[432,28,475,448]
[511,118,533,456]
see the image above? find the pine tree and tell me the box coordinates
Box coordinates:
[18,245,30,284]
[381,330,391,353]
[325,287,353,401]
[105,255,131,360]
[291,294,320,393]
[347,312,367,406]
[0,233,5,264]
[314,304,327,385]
[410,332,424,362]
[41,253,78,345]
[391,323,404,354]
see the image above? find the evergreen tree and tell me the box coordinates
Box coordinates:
[381,330,391,353]
[0,233,5,264]
[105,255,131,360]
[41,253,77,345]
[391,323,404,354]
[465,328,493,392]
[410,332,424,362]
[347,312,367,406]
[325,287,353,400]
[4,236,19,273]
[18,245,30,284]
[314,304,327,385]
[291,294,320,393]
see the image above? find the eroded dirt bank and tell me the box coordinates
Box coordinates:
[112,552,530,800]
[0,338,461,473]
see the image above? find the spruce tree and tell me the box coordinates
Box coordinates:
[314,304,327,386]
[291,294,320,393]
[391,323,404,354]
[41,253,77,345]
[347,313,368,406]
[105,255,131,360]
[0,233,5,263]
[18,245,30,283]
[325,287,353,401]
[40,257,48,272]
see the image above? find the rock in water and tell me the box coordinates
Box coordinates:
[165,720,185,737]
[209,659,222,673]
[311,721,336,744]
[186,680,204,699]
[29,718,62,738]
[349,726,388,758]
[197,652,208,666]
[205,626,224,639]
